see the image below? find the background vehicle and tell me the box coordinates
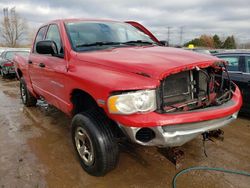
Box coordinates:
[0,47,8,55]
[0,49,30,78]
[215,52,250,114]
[184,47,212,55]
[15,19,242,176]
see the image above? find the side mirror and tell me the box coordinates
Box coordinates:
[159,40,168,46]
[36,40,58,55]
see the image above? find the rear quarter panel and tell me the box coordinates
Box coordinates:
[14,54,36,97]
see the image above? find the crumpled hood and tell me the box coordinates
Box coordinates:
[76,46,223,80]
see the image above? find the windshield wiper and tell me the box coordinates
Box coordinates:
[76,42,122,48]
[122,40,155,45]
[75,40,156,48]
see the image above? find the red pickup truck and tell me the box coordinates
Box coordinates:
[14,19,242,176]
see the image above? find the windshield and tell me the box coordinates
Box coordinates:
[5,51,29,60]
[65,21,156,51]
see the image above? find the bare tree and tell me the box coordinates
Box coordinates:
[0,7,27,47]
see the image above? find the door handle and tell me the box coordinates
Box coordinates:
[28,60,32,64]
[39,63,45,68]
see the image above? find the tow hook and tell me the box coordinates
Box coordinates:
[202,129,224,157]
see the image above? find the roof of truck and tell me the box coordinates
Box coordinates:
[50,18,120,23]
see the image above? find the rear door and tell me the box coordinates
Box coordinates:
[29,25,48,96]
[241,55,250,112]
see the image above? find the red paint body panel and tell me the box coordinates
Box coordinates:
[15,19,242,129]
[13,54,37,97]
[75,46,222,80]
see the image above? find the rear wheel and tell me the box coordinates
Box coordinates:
[20,78,37,106]
[71,110,119,176]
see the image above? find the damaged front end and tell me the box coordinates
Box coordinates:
[157,62,232,113]
[113,61,242,148]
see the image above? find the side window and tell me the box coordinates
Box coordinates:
[46,24,63,54]
[220,56,240,72]
[5,51,15,60]
[245,56,250,73]
[34,26,47,53]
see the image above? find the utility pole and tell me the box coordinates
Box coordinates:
[3,7,8,22]
[3,8,8,17]
[179,26,184,46]
[167,26,171,46]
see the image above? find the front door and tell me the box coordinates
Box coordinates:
[42,24,68,110]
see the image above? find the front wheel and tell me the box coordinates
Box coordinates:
[71,110,119,176]
[20,78,37,106]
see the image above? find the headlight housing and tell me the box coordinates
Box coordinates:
[108,90,156,114]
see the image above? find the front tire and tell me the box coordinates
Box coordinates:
[20,78,37,106]
[71,110,119,176]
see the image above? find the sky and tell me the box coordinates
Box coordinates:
[0,0,250,45]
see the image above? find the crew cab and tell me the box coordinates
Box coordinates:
[14,19,242,176]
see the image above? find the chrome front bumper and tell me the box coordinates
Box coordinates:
[118,112,238,147]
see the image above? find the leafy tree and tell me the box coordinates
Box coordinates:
[0,7,27,47]
[185,35,214,48]
[222,36,236,49]
[184,38,204,47]
[213,34,222,48]
[231,35,236,48]
[185,34,237,49]
[200,35,214,48]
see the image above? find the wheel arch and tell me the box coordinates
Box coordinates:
[16,68,23,79]
[70,88,100,116]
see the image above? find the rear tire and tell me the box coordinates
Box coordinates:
[71,110,119,176]
[20,78,37,106]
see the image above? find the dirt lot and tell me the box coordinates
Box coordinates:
[0,79,249,188]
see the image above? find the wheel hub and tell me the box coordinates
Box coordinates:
[75,127,94,166]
